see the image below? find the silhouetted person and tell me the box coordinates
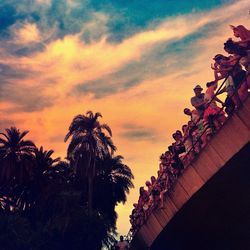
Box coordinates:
[116,235,129,250]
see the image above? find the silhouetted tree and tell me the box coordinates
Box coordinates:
[0,127,36,210]
[64,111,116,212]
[94,155,134,227]
[0,124,133,249]
[34,146,60,177]
[0,127,36,185]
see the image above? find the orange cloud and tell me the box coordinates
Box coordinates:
[15,23,41,44]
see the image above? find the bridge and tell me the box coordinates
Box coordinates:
[130,97,250,250]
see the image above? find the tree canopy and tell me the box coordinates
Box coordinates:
[0,112,134,249]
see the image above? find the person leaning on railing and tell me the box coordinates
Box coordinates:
[144,177,157,213]
[137,186,149,223]
[172,131,186,166]
[190,85,206,117]
[223,39,249,102]
[230,25,250,91]
[211,54,241,112]
[184,108,206,148]
[182,121,202,165]
[167,145,183,178]
[203,80,227,140]
[181,124,193,164]
[230,25,250,50]
[160,150,176,186]
[157,166,170,209]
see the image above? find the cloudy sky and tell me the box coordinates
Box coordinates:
[0,0,249,235]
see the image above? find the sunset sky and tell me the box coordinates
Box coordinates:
[0,0,249,236]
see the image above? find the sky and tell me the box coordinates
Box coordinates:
[0,0,250,236]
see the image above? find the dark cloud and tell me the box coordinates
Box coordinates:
[120,123,157,141]
[73,53,166,98]
[46,0,90,38]
[76,78,140,98]
[0,63,55,112]
[74,44,173,98]
[0,63,33,80]
[1,85,55,112]
[74,21,222,99]
[122,130,154,140]
[73,43,189,98]
[0,35,46,58]
[13,44,45,57]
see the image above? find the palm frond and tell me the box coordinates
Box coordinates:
[66,135,89,158]
[94,112,102,120]
[19,130,29,141]
[86,111,94,119]
[0,137,8,145]
[100,123,112,136]
[19,140,36,149]
[0,132,9,141]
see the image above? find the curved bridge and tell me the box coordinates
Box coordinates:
[130,97,250,250]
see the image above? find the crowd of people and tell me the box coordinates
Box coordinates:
[129,24,250,236]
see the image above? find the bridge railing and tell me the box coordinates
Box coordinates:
[126,57,249,243]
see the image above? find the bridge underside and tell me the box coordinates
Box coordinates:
[151,142,250,250]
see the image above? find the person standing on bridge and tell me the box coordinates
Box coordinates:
[116,235,129,250]
[190,85,206,117]
[230,25,250,49]
[203,81,226,138]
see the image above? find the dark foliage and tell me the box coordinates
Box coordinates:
[0,119,134,249]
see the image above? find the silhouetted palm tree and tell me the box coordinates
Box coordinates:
[94,155,134,226]
[13,146,62,212]
[0,127,36,210]
[0,127,36,185]
[45,160,75,184]
[64,111,116,212]
[34,146,61,180]
[30,148,71,222]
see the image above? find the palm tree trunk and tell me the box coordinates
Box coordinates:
[87,148,96,214]
[88,175,93,214]
[87,153,94,213]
